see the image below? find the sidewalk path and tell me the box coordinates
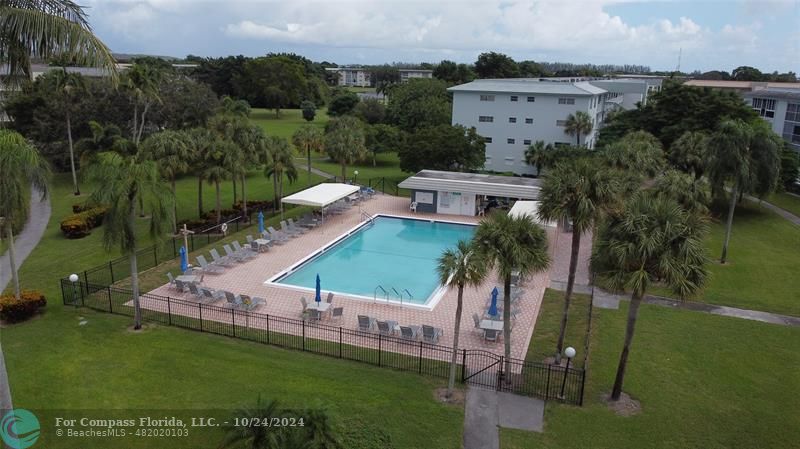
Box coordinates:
[0,185,51,415]
[463,387,544,449]
[745,194,800,226]
[293,158,336,180]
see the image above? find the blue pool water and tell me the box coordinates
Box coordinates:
[275,216,475,304]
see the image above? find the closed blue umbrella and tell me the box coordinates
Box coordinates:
[179,246,188,274]
[488,287,499,318]
[315,274,322,303]
[258,211,265,235]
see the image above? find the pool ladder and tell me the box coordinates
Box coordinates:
[360,207,375,225]
[373,285,413,307]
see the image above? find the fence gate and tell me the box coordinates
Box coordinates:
[462,350,503,390]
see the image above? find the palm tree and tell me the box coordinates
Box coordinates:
[124,63,163,145]
[219,397,288,449]
[0,130,50,300]
[218,95,251,117]
[563,111,593,147]
[264,137,298,216]
[591,193,708,400]
[186,127,214,218]
[292,125,324,184]
[706,119,781,263]
[49,68,85,195]
[653,169,711,216]
[234,125,269,219]
[85,151,172,329]
[203,138,235,224]
[524,140,554,176]
[140,130,191,233]
[324,116,367,180]
[601,130,665,178]
[668,131,708,180]
[0,0,116,83]
[473,213,550,373]
[437,240,487,398]
[75,121,125,163]
[538,158,618,363]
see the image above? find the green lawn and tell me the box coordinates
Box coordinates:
[525,289,592,369]
[502,301,800,449]
[311,152,412,195]
[250,108,330,142]
[765,191,800,217]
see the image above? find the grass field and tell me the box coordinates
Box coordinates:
[501,301,800,449]
[525,289,592,369]
[766,191,800,217]
[250,108,330,142]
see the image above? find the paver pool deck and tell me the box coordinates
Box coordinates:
[147,195,591,361]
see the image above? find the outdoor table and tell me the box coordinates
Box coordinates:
[176,275,200,284]
[306,302,331,312]
[479,320,504,331]
[254,238,271,252]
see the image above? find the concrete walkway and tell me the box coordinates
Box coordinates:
[293,158,336,180]
[745,194,800,226]
[0,185,51,416]
[463,387,544,449]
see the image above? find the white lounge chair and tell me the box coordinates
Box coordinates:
[210,248,236,267]
[422,325,443,344]
[196,255,224,274]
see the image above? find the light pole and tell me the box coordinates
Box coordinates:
[559,346,576,399]
[353,170,359,185]
[69,273,79,307]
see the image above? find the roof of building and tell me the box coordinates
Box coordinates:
[281,183,360,208]
[743,88,800,101]
[399,170,542,200]
[398,69,433,73]
[448,79,606,96]
[685,80,800,90]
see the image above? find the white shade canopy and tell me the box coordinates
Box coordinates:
[508,201,557,227]
[281,183,361,208]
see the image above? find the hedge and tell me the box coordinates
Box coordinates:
[60,205,108,239]
[0,290,46,323]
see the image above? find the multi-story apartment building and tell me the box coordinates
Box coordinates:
[448,78,657,175]
[743,88,800,152]
[326,67,433,87]
[399,69,433,82]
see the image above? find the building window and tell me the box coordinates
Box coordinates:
[558,97,576,105]
[480,94,495,102]
[752,98,776,118]
[554,142,570,147]
[509,117,517,123]
[556,120,567,126]
[527,96,535,102]
[783,123,800,145]
[785,103,800,122]
[484,137,493,143]
[485,156,492,164]
[523,139,532,145]
[525,118,533,124]
[510,95,518,102]
[504,157,515,166]
[478,115,494,123]
[507,138,515,144]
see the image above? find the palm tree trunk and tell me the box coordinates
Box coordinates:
[372,151,377,167]
[66,110,80,195]
[6,224,21,300]
[273,174,279,211]
[720,181,738,264]
[129,204,142,330]
[610,291,643,401]
[503,274,512,377]
[133,103,138,143]
[241,174,248,220]
[555,230,581,363]
[197,176,204,217]
[232,177,238,204]
[307,147,312,184]
[215,180,222,224]
[279,176,284,220]
[447,286,464,397]
[576,133,581,147]
[171,179,178,234]
[136,102,150,146]
[341,162,347,182]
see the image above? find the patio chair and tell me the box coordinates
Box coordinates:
[280,221,302,237]
[400,325,421,341]
[223,244,248,263]
[195,255,216,273]
[239,294,259,311]
[330,307,344,323]
[357,315,375,332]
[232,240,258,258]
[174,279,188,293]
[472,313,482,333]
[410,201,418,213]
[267,227,289,244]
[224,290,244,309]
[246,235,255,244]
[287,218,308,234]
[326,292,334,304]
[200,287,225,303]
[376,320,397,336]
[210,248,236,267]
[187,282,204,300]
[167,272,177,289]
[307,309,323,322]
[484,329,500,343]
[251,297,266,307]
[422,325,443,344]
[300,297,308,313]
[299,213,319,228]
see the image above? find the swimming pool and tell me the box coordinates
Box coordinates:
[272,215,475,307]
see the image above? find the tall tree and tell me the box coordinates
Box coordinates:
[85,151,172,329]
[538,158,618,363]
[324,116,367,180]
[706,120,781,263]
[524,140,554,176]
[292,125,324,184]
[354,98,386,124]
[0,130,50,300]
[473,213,550,374]
[385,78,451,132]
[602,130,665,177]
[234,125,269,219]
[202,138,235,224]
[398,124,484,173]
[563,111,593,147]
[140,130,191,233]
[653,169,711,216]
[437,240,487,398]
[365,124,404,167]
[0,0,116,82]
[300,100,316,122]
[124,62,164,145]
[218,96,251,117]
[264,136,297,215]
[474,52,519,78]
[48,68,85,195]
[591,193,708,400]
[327,90,360,117]
[668,131,709,180]
[186,127,214,218]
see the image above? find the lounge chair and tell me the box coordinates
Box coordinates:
[232,241,258,258]
[187,282,204,300]
[239,294,262,311]
[246,235,255,244]
[376,320,397,336]
[251,297,266,307]
[167,272,177,289]
[174,279,188,293]
[286,218,308,234]
[196,255,224,274]
[472,313,482,333]
[200,287,225,303]
[280,221,302,237]
[484,329,500,342]
[210,248,236,267]
[267,227,289,244]
[326,292,334,304]
[224,291,244,309]
[223,244,248,263]
[400,325,421,341]
[299,213,319,228]
[330,307,344,323]
[300,297,308,313]
[357,315,375,332]
[422,325,443,344]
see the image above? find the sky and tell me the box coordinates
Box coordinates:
[83,0,799,73]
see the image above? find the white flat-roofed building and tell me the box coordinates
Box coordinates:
[325,67,372,87]
[743,88,800,153]
[399,69,433,82]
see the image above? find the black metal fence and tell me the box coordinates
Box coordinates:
[61,279,585,405]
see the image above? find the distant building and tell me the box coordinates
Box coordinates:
[684,80,800,94]
[743,88,800,152]
[325,67,433,87]
[448,77,661,175]
[399,69,433,82]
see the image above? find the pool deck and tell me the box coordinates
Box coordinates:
[147,194,592,361]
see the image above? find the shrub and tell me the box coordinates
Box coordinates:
[0,290,46,323]
[60,206,107,238]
